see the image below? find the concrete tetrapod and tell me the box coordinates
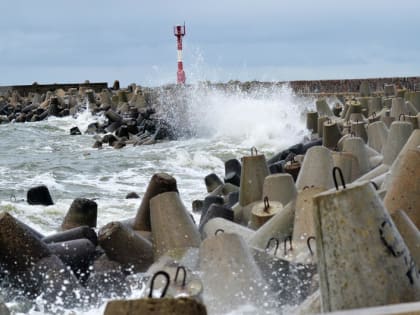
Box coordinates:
[150,192,201,260]
[332,151,360,183]
[199,233,275,314]
[384,148,420,228]
[313,179,420,312]
[133,173,178,231]
[323,119,342,149]
[295,146,335,191]
[342,137,371,175]
[98,221,154,272]
[262,173,297,206]
[202,217,255,241]
[238,148,269,207]
[287,187,325,264]
[316,99,334,117]
[367,121,389,153]
[306,111,318,133]
[391,210,420,269]
[382,121,413,166]
[248,201,295,250]
[249,197,283,229]
[382,129,420,190]
[61,198,97,230]
[0,211,51,274]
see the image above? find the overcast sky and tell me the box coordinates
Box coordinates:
[0,0,419,87]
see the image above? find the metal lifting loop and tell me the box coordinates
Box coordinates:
[332,166,346,190]
[148,271,170,298]
[214,229,224,236]
[263,196,270,213]
[399,113,406,121]
[370,181,379,190]
[372,111,376,118]
[174,266,187,287]
[250,147,258,156]
[307,236,316,256]
[265,237,279,256]
[327,118,332,124]
[10,194,16,202]
[283,235,293,256]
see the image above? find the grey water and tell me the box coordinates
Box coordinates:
[0,83,311,314]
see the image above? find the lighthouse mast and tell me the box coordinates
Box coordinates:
[174,23,186,84]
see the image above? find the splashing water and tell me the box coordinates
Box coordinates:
[159,82,310,155]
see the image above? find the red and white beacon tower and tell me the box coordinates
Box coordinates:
[174,24,186,84]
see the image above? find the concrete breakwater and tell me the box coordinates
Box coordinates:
[0,79,419,314]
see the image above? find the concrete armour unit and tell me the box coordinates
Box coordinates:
[367,121,389,153]
[317,116,329,138]
[384,148,420,228]
[150,191,201,260]
[104,297,207,315]
[296,146,335,190]
[238,150,269,207]
[306,111,318,133]
[390,97,408,118]
[368,97,382,116]
[313,181,420,312]
[289,187,325,263]
[98,221,154,272]
[316,99,334,117]
[249,198,283,229]
[382,121,413,166]
[202,217,255,241]
[61,197,97,230]
[391,210,420,270]
[332,151,360,183]
[199,233,275,314]
[382,129,420,190]
[204,173,223,193]
[248,201,295,250]
[0,211,51,274]
[262,173,297,207]
[351,120,368,143]
[42,226,97,245]
[133,173,178,231]
[27,184,54,206]
[342,137,371,175]
[323,120,342,149]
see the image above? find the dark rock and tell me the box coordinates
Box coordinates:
[125,192,139,199]
[102,134,118,146]
[70,126,82,135]
[93,140,103,149]
[113,140,126,149]
[115,125,129,138]
[27,185,54,206]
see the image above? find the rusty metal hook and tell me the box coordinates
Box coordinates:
[283,235,293,256]
[174,266,187,287]
[399,113,406,121]
[265,237,279,256]
[250,147,258,156]
[332,166,346,190]
[148,271,170,298]
[307,236,316,256]
[215,229,224,236]
[263,196,270,213]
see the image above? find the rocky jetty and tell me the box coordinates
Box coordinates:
[0,80,419,314]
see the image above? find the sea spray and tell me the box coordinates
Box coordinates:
[158,82,311,153]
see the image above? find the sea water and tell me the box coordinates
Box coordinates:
[0,83,312,314]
